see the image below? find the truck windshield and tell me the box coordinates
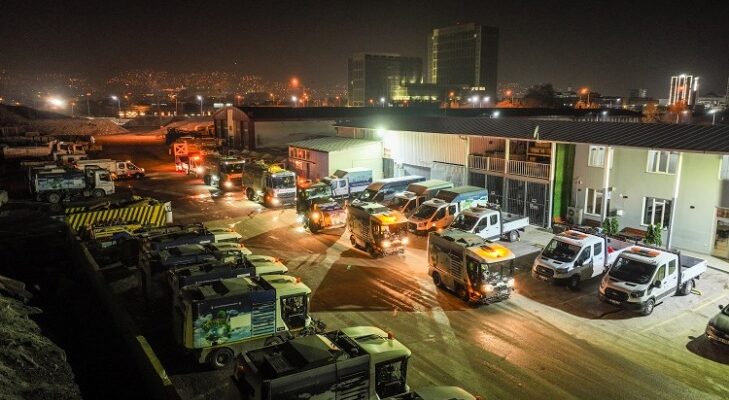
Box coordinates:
[542,239,580,263]
[221,163,244,173]
[388,196,410,212]
[451,214,478,230]
[486,260,514,277]
[413,204,438,219]
[358,188,378,201]
[302,185,332,199]
[375,222,407,239]
[608,257,656,284]
[271,175,295,189]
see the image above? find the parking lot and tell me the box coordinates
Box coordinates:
[99,134,729,400]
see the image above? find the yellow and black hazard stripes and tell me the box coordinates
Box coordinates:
[65,203,168,232]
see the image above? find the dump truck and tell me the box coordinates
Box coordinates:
[173,274,314,369]
[532,230,631,290]
[300,197,347,233]
[408,186,488,235]
[450,204,529,242]
[428,229,515,304]
[228,326,412,400]
[320,167,373,199]
[197,154,248,190]
[599,246,707,315]
[388,179,454,217]
[74,158,145,179]
[347,201,409,257]
[31,166,115,203]
[242,161,297,207]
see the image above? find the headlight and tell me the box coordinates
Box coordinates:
[507,278,515,287]
[401,236,409,245]
[296,215,304,223]
[224,180,233,188]
[271,197,280,206]
[311,211,321,220]
[196,167,203,174]
[480,284,494,293]
[630,290,645,298]
[381,239,391,248]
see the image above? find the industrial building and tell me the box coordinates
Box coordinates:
[288,136,383,181]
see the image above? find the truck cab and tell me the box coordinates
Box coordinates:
[230,326,412,400]
[320,167,373,199]
[428,230,515,304]
[347,201,409,257]
[175,274,312,369]
[296,181,334,215]
[302,197,347,233]
[450,205,529,242]
[243,162,297,207]
[388,179,454,217]
[408,186,488,235]
[199,156,247,190]
[532,230,630,290]
[599,246,707,315]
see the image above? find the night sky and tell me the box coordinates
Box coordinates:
[2,0,728,96]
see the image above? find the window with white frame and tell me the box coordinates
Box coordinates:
[588,146,606,167]
[584,188,604,215]
[642,197,672,227]
[646,150,679,174]
[720,155,729,180]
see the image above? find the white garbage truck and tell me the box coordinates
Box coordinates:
[599,246,707,315]
[347,201,409,257]
[532,230,631,290]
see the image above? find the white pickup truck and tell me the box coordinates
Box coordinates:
[450,205,529,242]
[532,230,631,290]
[599,246,707,315]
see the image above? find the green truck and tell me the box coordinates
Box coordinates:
[174,274,314,369]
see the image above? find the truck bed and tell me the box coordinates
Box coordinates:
[501,212,529,232]
[680,254,707,282]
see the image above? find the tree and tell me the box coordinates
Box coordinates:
[644,225,663,247]
[523,83,558,108]
[602,217,620,236]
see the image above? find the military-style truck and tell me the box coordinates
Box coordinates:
[174,274,314,369]
[228,326,412,400]
[242,161,297,207]
[428,229,515,304]
[599,246,707,315]
[31,166,115,203]
[408,186,488,235]
[197,154,247,190]
[320,167,373,199]
[347,201,409,257]
[450,204,529,242]
[532,230,631,290]
[387,179,454,217]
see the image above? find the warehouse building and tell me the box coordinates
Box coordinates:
[287,136,383,181]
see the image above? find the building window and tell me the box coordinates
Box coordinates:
[584,188,603,216]
[720,155,729,180]
[642,197,671,227]
[646,150,678,174]
[588,146,606,167]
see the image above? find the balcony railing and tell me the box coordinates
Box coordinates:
[507,160,550,180]
[469,154,550,180]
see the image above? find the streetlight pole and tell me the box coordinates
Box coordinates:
[85,93,91,116]
[380,97,386,108]
[111,95,120,117]
[196,95,203,115]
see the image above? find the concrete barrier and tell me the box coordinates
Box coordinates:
[67,227,181,400]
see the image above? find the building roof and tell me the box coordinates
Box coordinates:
[336,115,729,154]
[288,136,379,153]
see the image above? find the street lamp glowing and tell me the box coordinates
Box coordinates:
[492,111,500,118]
[291,77,299,87]
[48,97,65,107]
[602,110,608,116]
[197,95,203,115]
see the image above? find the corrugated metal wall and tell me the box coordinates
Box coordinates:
[383,130,466,168]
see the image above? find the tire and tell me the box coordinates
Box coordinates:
[203,175,211,185]
[641,298,655,316]
[679,279,694,296]
[567,275,581,291]
[47,192,61,204]
[367,244,378,258]
[92,189,105,198]
[432,272,442,288]
[456,284,469,302]
[134,173,142,180]
[309,221,320,234]
[350,235,357,248]
[208,347,235,370]
[508,230,519,242]
[246,188,255,201]
[264,336,285,347]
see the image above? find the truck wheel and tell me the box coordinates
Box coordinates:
[203,175,211,185]
[366,244,378,258]
[92,189,105,198]
[641,298,655,316]
[350,235,357,248]
[567,275,581,291]
[309,222,319,234]
[456,284,469,302]
[508,230,519,242]
[47,192,61,204]
[246,188,255,201]
[134,173,142,179]
[208,347,235,370]
[432,272,443,288]
[679,279,694,296]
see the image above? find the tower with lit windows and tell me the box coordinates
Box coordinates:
[668,74,699,106]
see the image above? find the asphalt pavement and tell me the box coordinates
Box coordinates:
[98,133,729,400]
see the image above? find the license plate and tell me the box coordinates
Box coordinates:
[537,274,550,281]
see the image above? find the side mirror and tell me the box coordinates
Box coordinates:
[575,260,583,267]
[719,304,725,310]
[653,281,662,289]
[474,227,481,233]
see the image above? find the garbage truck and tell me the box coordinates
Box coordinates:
[387,179,454,217]
[428,229,515,304]
[347,201,409,257]
[173,274,315,369]
[197,154,247,190]
[242,161,297,207]
[227,326,412,400]
[31,166,115,203]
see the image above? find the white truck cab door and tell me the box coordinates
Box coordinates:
[649,264,673,299]
[481,214,500,239]
[592,241,606,277]
[444,204,458,227]
[432,207,447,229]
[576,246,593,279]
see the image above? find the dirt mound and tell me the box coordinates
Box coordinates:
[0,104,70,123]
[0,294,82,400]
[0,104,128,136]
